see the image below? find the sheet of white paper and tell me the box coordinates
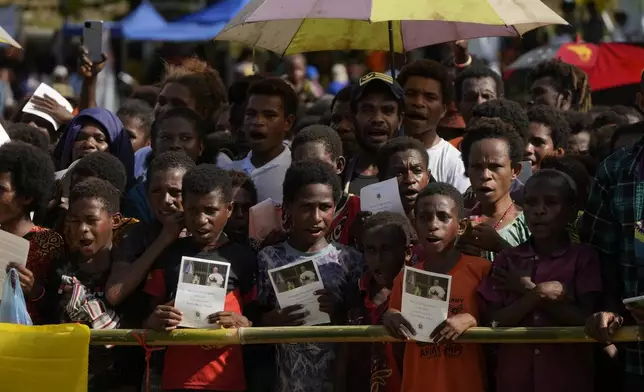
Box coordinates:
[175,256,230,329]
[0,230,30,300]
[360,178,405,215]
[0,122,9,147]
[22,83,73,131]
[268,258,330,326]
[249,198,281,241]
[401,266,451,342]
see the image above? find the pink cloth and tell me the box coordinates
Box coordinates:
[478,241,602,392]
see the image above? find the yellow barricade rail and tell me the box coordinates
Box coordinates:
[89,325,644,346]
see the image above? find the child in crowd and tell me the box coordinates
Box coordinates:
[225,170,258,248]
[41,179,139,391]
[106,151,196,306]
[383,182,490,392]
[142,164,256,391]
[6,123,51,152]
[540,154,592,243]
[478,169,601,392]
[116,98,155,153]
[563,111,592,155]
[224,78,297,205]
[0,142,63,324]
[256,160,363,392]
[525,105,569,172]
[343,212,415,392]
[377,136,431,222]
[123,107,206,222]
[291,124,361,245]
[458,118,530,261]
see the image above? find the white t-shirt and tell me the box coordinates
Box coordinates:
[299,270,316,285]
[429,285,446,300]
[208,273,224,287]
[223,146,292,205]
[426,139,471,193]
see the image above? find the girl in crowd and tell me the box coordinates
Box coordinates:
[53,107,135,190]
[0,141,64,324]
[458,118,530,261]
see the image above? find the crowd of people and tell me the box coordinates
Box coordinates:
[2,40,644,392]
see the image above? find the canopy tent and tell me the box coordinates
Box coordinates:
[124,22,227,41]
[178,0,250,24]
[62,1,166,38]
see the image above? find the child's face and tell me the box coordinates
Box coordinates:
[287,184,335,247]
[467,138,519,205]
[65,198,115,258]
[184,190,232,246]
[155,117,204,163]
[0,172,29,225]
[526,122,558,172]
[244,95,293,154]
[225,186,253,238]
[148,168,186,225]
[384,149,429,214]
[292,141,343,174]
[415,194,466,254]
[120,114,150,152]
[523,179,573,240]
[363,225,409,287]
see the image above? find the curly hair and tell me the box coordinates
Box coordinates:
[247,77,299,118]
[291,124,344,161]
[527,105,571,149]
[563,111,592,135]
[363,211,416,246]
[6,123,50,152]
[592,110,629,129]
[454,63,504,102]
[117,99,155,140]
[377,137,429,181]
[69,178,120,214]
[470,99,530,141]
[416,182,465,219]
[72,152,127,192]
[162,57,227,121]
[528,59,592,112]
[539,154,591,207]
[0,141,55,214]
[182,164,233,203]
[229,170,258,206]
[397,59,454,104]
[148,151,197,180]
[282,160,342,206]
[461,117,526,169]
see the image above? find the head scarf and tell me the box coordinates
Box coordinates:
[54,107,135,189]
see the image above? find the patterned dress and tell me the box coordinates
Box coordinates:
[257,242,364,392]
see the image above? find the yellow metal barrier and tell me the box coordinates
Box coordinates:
[89,326,643,346]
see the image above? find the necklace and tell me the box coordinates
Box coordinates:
[493,201,515,230]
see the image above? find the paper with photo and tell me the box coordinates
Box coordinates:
[401,266,451,342]
[175,256,230,329]
[0,230,30,300]
[268,258,330,326]
[249,198,282,241]
[360,178,405,215]
[22,83,73,131]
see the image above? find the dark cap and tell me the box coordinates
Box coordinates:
[350,72,404,110]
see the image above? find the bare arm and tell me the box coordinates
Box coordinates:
[488,291,541,327]
[539,293,598,326]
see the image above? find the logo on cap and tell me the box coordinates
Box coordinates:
[359,72,394,86]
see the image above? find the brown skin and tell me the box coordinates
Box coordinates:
[120,115,150,152]
[71,121,110,161]
[402,76,446,148]
[155,82,196,118]
[384,194,475,341]
[525,122,564,172]
[225,186,254,239]
[529,76,572,111]
[244,95,295,168]
[459,76,498,123]
[291,141,346,175]
[154,117,204,163]
[382,149,430,221]
[64,198,120,261]
[330,100,357,159]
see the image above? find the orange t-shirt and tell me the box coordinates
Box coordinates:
[448,136,463,151]
[389,254,490,392]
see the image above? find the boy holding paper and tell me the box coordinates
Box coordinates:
[142,165,257,391]
[383,183,490,392]
[256,160,363,392]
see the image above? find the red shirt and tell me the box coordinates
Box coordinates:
[478,241,602,392]
[328,193,360,245]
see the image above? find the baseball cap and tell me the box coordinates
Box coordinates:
[350,72,404,110]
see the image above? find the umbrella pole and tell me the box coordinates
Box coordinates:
[388,21,395,78]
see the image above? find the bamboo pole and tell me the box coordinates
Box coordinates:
[89,326,643,346]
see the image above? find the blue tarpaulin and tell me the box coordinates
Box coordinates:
[178,0,250,24]
[124,22,226,41]
[62,1,166,38]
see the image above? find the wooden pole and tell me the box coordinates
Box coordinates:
[88,326,643,346]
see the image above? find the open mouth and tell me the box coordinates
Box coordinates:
[79,239,93,248]
[366,129,389,140]
[158,209,177,216]
[477,186,494,194]
[425,237,441,244]
[406,112,427,121]
[248,130,267,141]
[307,227,324,235]
[402,188,419,198]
